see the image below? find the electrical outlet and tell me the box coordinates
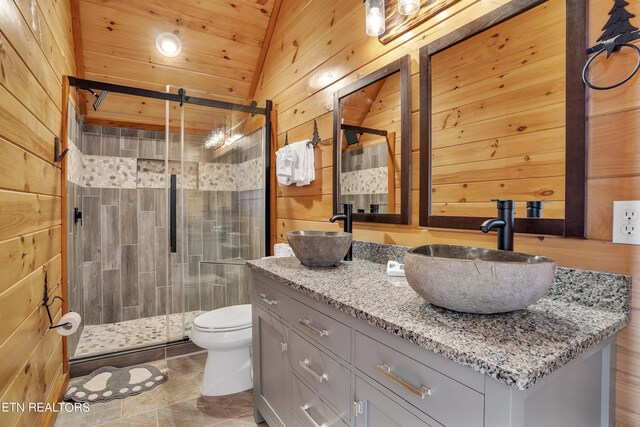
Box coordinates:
[623,209,638,221]
[613,201,640,245]
[621,224,636,236]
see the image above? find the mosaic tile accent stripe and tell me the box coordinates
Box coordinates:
[200,158,263,192]
[340,166,389,195]
[137,159,199,190]
[199,163,235,191]
[67,141,83,186]
[237,158,264,192]
[82,156,137,188]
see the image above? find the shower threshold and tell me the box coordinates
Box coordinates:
[73,311,204,358]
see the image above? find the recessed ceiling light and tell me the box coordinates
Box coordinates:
[155,32,182,57]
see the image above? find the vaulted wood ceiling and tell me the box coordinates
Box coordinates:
[71,0,280,129]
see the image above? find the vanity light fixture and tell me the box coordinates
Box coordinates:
[155,32,182,57]
[398,0,420,15]
[365,0,386,36]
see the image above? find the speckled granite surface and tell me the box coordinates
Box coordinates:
[247,251,631,390]
[352,240,411,264]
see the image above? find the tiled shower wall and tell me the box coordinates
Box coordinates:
[340,142,389,213]
[67,123,264,331]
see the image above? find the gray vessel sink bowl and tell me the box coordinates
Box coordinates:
[287,230,352,267]
[404,245,557,314]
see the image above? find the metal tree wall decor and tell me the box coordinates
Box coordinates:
[583,0,640,90]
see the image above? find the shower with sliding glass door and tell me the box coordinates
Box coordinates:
[65,78,271,361]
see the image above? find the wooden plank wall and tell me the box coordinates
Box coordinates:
[254,0,640,424]
[0,0,76,425]
[431,0,566,218]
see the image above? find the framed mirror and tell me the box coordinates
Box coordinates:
[333,55,412,224]
[419,0,586,236]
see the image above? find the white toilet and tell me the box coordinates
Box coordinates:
[190,304,253,396]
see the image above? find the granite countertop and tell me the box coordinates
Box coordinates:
[246,244,631,390]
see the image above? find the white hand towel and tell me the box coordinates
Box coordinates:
[290,140,315,186]
[276,145,295,186]
[298,144,315,186]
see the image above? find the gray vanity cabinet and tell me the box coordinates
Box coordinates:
[253,304,290,427]
[251,270,616,427]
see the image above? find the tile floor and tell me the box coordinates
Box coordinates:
[74,312,203,358]
[55,353,266,427]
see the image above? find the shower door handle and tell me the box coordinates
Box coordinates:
[170,174,177,253]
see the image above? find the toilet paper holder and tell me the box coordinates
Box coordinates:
[42,267,72,330]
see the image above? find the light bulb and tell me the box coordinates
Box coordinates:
[161,39,178,54]
[155,32,182,57]
[365,0,386,37]
[398,0,420,15]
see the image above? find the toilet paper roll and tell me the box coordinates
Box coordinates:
[56,312,82,336]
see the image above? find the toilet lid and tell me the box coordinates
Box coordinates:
[193,304,252,331]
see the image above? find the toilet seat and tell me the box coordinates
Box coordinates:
[193,304,252,332]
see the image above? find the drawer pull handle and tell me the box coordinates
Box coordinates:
[375,364,431,399]
[299,359,328,383]
[300,403,327,427]
[299,319,328,337]
[257,293,277,306]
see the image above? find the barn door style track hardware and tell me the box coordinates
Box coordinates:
[583,0,640,90]
[67,76,267,115]
[42,267,72,330]
[53,136,69,163]
[284,119,321,148]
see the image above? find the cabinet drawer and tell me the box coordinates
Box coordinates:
[355,376,440,427]
[290,298,351,362]
[253,277,291,320]
[355,333,484,427]
[292,374,348,427]
[291,332,352,420]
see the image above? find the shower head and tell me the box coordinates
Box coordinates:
[344,129,362,145]
[87,89,109,111]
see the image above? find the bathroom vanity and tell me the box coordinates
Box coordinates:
[247,243,631,427]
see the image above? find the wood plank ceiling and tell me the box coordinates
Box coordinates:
[71,0,279,129]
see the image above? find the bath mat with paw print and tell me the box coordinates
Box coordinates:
[64,364,168,403]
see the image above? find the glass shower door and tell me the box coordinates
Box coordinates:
[178,91,266,331]
[164,86,187,343]
[67,80,268,361]
[68,87,187,360]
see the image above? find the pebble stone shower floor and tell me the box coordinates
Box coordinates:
[73,311,204,358]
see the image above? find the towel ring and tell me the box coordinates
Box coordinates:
[582,43,640,90]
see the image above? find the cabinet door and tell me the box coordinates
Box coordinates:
[355,377,441,427]
[254,305,290,427]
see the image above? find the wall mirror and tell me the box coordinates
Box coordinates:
[419,0,586,236]
[333,55,411,224]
